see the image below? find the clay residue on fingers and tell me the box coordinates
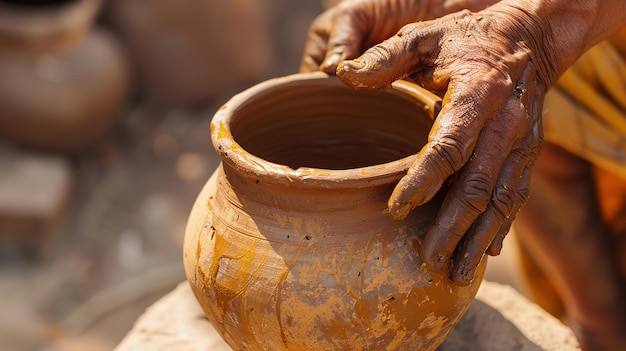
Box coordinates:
[336,58,390,89]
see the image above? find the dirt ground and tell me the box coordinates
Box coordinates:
[0,2,522,350]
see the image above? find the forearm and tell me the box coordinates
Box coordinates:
[488,0,626,86]
[434,0,626,41]
[429,0,499,18]
[522,0,626,47]
[331,0,501,24]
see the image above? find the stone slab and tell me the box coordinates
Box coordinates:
[115,280,580,351]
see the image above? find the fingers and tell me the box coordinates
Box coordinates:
[486,165,530,256]
[486,83,543,257]
[336,23,437,89]
[388,68,518,221]
[327,10,546,287]
[301,0,433,74]
[300,12,332,73]
[450,156,531,285]
[300,6,369,74]
[418,91,523,273]
[300,31,329,73]
[447,69,542,285]
[319,16,366,73]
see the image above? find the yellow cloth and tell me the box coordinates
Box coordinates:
[543,27,626,179]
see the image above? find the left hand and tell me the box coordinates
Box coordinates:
[300,0,433,74]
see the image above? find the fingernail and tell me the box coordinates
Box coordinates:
[453,272,473,286]
[322,53,341,70]
[452,260,474,286]
[388,201,412,220]
[338,59,366,72]
[425,251,446,271]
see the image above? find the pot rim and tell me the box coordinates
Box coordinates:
[211,71,441,189]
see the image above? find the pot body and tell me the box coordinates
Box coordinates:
[0,0,130,152]
[184,73,485,350]
[104,0,271,106]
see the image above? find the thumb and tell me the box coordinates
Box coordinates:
[336,24,429,89]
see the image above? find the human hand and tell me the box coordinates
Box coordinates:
[300,0,505,74]
[336,5,553,285]
[300,0,431,74]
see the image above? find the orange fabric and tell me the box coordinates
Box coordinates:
[518,30,626,320]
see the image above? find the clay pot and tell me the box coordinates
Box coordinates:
[0,0,130,152]
[103,0,272,107]
[184,72,486,351]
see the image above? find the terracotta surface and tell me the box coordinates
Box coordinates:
[184,73,484,350]
[0,0,130,152]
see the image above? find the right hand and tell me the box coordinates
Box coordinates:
[300,0,430,74]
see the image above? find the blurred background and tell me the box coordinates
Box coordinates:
[0,1,521,350]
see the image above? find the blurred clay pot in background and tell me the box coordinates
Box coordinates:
[0,0,131,153]
[322,0,343,9]
[104,0,272,107]
[184,72,486,351]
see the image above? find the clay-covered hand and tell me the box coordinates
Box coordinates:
[337,4,556,285]
[300,0,433,74]
[300,0,501,74]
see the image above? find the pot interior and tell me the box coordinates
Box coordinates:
[229,79,434,170]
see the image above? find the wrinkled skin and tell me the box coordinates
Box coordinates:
[303,0,552,285]
[301,0,500,74]
[301,0,432,74]
[301,0,626,349]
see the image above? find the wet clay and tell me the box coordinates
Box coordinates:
[183,72,484,351]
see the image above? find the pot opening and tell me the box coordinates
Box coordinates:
[229,80,433,170]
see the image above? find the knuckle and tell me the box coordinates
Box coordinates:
[514,166,532,207]
[367,43,395,62]
[396,23,418,37]
[459,175,492,213]
[516,185,530,207]
[491,185,517,218]
[428,135,469,175]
